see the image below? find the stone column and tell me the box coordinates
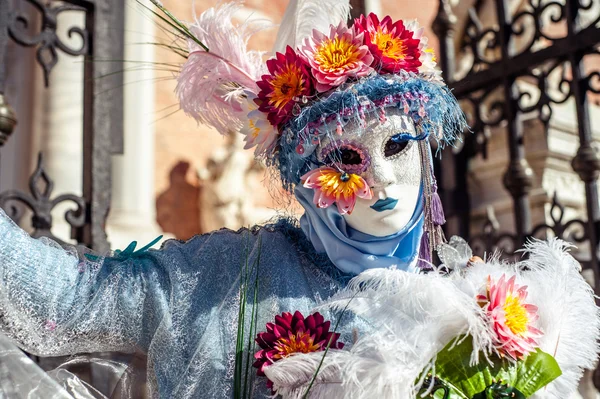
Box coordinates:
[105,0,164,250]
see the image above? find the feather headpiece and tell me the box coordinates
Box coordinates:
[175,1,269,134]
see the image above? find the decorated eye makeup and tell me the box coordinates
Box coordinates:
[384,137,410,157]
[383,130,430,159]
[383,133,412,159]
[320,141,371,174]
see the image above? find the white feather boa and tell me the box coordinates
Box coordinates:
[264,238,600,399]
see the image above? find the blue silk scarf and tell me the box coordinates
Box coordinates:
[295,185,425,275]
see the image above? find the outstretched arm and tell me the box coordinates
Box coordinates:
[0,209,171,357]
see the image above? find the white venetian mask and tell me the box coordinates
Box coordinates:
[313,109,423,237]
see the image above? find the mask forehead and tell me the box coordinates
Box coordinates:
[317,108,422,189]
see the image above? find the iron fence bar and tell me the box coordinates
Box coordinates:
[349,0,366,21]
[77,0,124,251]
[0,0,17,186]
[495,0,533,243]
[433,0,472,238]
[450,24,600,98]
[565,0,600,297]
[0,0,7,95]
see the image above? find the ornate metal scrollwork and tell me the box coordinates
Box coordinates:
[461,8,500,76]
[0,153,86,246]
[459,85,505,157]
[583,47,600,96]
[579,0,600,30]
[511,0,565,56]
[8,0,91,86]
[469,195,591,266]
[530,192,588,244]
[470,207,520,262]
[516,60,572,124]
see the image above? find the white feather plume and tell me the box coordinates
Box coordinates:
[518,238,600,398]
[266,269,494,399]
[176,1,270,134]
[272,0,351,53]
[265,239,599,399]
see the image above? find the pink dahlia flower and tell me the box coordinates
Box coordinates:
[479,274,543,360]
[354,13,422,74]
[253,311,344,389]
[299,22,374,92]
[301,166,373,215]
[256,46,312,127]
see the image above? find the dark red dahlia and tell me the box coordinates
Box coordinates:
[255,46,313,127]
[354,13,422,74]
[252,311,344,388]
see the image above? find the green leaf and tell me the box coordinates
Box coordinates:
[434,338,517,398]
[513,349,562,396]
[433,337,562,399]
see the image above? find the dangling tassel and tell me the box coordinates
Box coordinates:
[417,140,447,270]
[418,231,432,270]
[431,185,446,226]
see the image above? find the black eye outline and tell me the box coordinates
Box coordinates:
[384,134,411,158]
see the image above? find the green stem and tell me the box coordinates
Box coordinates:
[302,294,356,399]
[146,0,210,52]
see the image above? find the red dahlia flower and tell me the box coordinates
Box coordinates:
[256,46,313,127]
[253,311,344,388]
[354,13,422,74]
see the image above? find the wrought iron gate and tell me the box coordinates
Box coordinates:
[0,0,124,252]
[432,0,600,383]
[433,0,600,275]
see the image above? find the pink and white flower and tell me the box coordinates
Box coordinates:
[478,274,544,360]
[301,166,372,215]
[299,22,374,92]
[241,93,279,156]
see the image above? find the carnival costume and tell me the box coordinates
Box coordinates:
[0,1,598,398]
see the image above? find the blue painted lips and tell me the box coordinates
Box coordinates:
[370,198,399,212]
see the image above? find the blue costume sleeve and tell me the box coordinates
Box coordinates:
[0,208,175,356]
[0,208,353,397]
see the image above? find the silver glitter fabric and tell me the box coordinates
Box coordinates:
[0,209,366,398]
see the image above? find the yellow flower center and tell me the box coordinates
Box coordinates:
[268,64,306,109]
[319,171,365,199]
[249,120,260,139]
[273,331,320,359]
[314,38,363,72]
[503,295,529,335]
[424,47,437,63]
[371,30,407,60]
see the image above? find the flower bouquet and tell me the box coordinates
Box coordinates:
[256,238,599,398]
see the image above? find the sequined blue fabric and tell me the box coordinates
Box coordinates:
[0,210,371,398]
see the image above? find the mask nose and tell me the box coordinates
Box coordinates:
[365,157,397,190]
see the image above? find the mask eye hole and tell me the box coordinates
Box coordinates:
[325,147,362,165]
[339,148,362,165]
[321,143,370,174]
[384,137,410,158]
